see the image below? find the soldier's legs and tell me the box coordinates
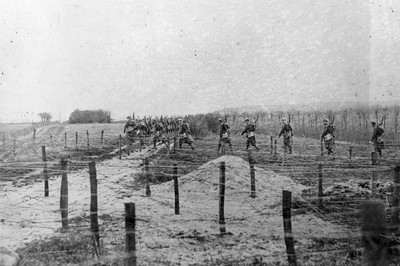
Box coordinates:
[251,137,259,150]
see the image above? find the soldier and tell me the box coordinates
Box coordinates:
[152,120,167,149]
[134,119,148,149]
[123,116,136,153]
[178,118,195,150]
[241,118,259,150]
[321,118,335,155]
[278,118,293,154]
[217,118,233,153]
[370,121,384,158]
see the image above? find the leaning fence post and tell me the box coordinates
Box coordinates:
[361,201,388,265]
[145,158,151,197]
[33,129,36,145]
[349,147,353,160]
[318,164,323,210]
[173,163,179,214]
[391,165,400,226]
[250,159,256,198]
[101,130,104,146]
[124,203,137,266]
[283,190,297,266]
[75,132,78,151]
[41,146,49,197]
[219,161,226,235]
[60,159,68,229]
[50,135,52,144]
[173,137,177,154]
[119,135,122,160]
[13,139,16,155]
[274,139,277,155]
[89,161,100,251]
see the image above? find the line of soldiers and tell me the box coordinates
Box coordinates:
[124,114,386,157]
[123,116,195,152]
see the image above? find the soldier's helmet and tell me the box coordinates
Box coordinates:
[371,121,376,125]
[127,116,132,119]
[244,118,249,122]
[323,118,328,124]
[281,118,287,123]
[218,118,222,122]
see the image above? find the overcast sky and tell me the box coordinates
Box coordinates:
[0,0,399,122]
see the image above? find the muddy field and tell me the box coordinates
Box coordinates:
[1,124,400,265]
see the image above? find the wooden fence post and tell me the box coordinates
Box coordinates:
[60,159,68,229]
[13,139,15,155]
[75,132,78,151]
[320,140,324,156]
[371,152,377,165]
[41,146,49,197]
[274,139,277,155]
[250,160,256,198]
[119,135,122,160]
[361,201,388,265]
[391,165,400,226]
[173,137,176,154]
[167,137,170,156]
[270,136,273,154]
[173,163,179,215]
[50,135,52,144]
[283,190,297,266]
[33,129,36,145]
[349,147,353,160]
[219,161,226,235]
[145,158,151,197]
[64,132,67,149]
[101,130,104,146]
[89,161,100,252]
[87,130,90,151]
[124,203,137,266]
[318,164,323,210]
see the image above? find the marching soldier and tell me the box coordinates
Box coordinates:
[152,120,168,150]
[178,118,195,150]
[370,120,384,158]
[123,116,136,153]
[278,118,293,154]
[241,118,259,150]
[321,118,335,155]
[217,118,233,152]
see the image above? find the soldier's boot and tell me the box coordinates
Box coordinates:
[289,146,292,154]
[190,144,195,150]
[217,144,221,153]
[229,144,233,151]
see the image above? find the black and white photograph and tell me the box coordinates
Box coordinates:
[1,0,400,265]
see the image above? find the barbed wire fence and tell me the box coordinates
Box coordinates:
[0,124,400,265]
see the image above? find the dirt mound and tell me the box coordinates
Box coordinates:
[171,155,307,205]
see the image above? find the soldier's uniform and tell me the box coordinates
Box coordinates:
[179,119,195,149]
[134,120,148,148]
[371,121,384,157]
[123,116,136,152]
[152,122,167,149]
[217,118,233,152]
[321,119,335,155]
[279,118,293,154]
[241,118,259,150]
